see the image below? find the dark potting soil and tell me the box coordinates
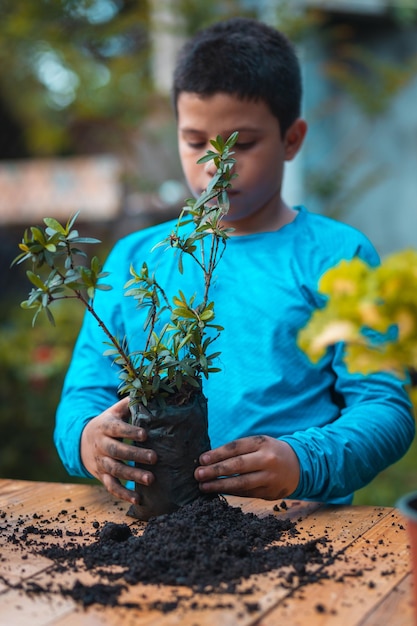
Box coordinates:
[2,496,358,614]
[41,497,329,592]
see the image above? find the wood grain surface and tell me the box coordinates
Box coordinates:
[0,479,414,626]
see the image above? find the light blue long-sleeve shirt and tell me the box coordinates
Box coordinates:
[54,207,415,503]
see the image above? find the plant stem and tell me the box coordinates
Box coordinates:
[54,288,138,382]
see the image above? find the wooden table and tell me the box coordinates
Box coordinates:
[0,478,414,626]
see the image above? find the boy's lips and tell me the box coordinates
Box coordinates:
[200,189,239,198]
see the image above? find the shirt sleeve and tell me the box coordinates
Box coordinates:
[281,346,415,503]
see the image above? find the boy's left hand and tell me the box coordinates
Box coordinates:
[194,436,300,500]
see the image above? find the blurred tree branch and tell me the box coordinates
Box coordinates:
[0,0,151,156]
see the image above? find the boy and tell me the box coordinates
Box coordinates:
[55,17,414,506]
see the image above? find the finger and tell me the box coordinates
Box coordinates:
[101,473,140,505]
[102,417,149,442]
[199,435,268,465]
[105,439,157,465]
[196,448,265,482]
[198,471,268,497]
[100,455,155,486]
[110,396,131,420]
[114,396,154,431]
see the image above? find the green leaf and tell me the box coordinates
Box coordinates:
[26,270,47,291]
[225,130,239,148]
[172,307,196,319]
[11,251,31,267]
[43,217,66,235]
[197,150,218,164]
[151,375,160,393]
[71,236,102,245]
[30,226,46,244]
[186,376,201,387]
[172,292,187,307]
[95,284,112,291]
[200,309,214,321]
[178,253,184,275]
[45,307,56,326]
[103,348,119,357]
[21,299,35,310]
[91,256,101,274]
[66,211,81,232]
[31,307,43,327]
[177,332,194,351]
[210,134,225,151]
[206,350,221,359]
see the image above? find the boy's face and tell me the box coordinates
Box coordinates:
[177,92,306,235]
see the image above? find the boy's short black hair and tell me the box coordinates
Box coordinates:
[172,17,302,136]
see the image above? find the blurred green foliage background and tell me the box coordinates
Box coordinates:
[0,296,84,482]
[354,431,417,506]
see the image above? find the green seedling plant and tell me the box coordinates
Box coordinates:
[13,132,238,408]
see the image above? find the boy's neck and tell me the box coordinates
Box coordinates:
[223,201,297,236]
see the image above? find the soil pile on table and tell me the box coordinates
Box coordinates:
[3,496,334,610]
[39,497,331,604]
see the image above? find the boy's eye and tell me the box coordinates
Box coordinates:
[235,142,255,150]
[187,141,206,149]
[185,140,255,150]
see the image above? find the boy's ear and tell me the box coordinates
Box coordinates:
[284,118,308,161]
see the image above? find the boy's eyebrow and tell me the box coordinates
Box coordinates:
[179,127,261,135]
[179,128,204,134]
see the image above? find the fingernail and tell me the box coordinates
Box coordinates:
[143,472,154,485]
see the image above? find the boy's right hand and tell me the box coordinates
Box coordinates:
[80,397,157,505]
